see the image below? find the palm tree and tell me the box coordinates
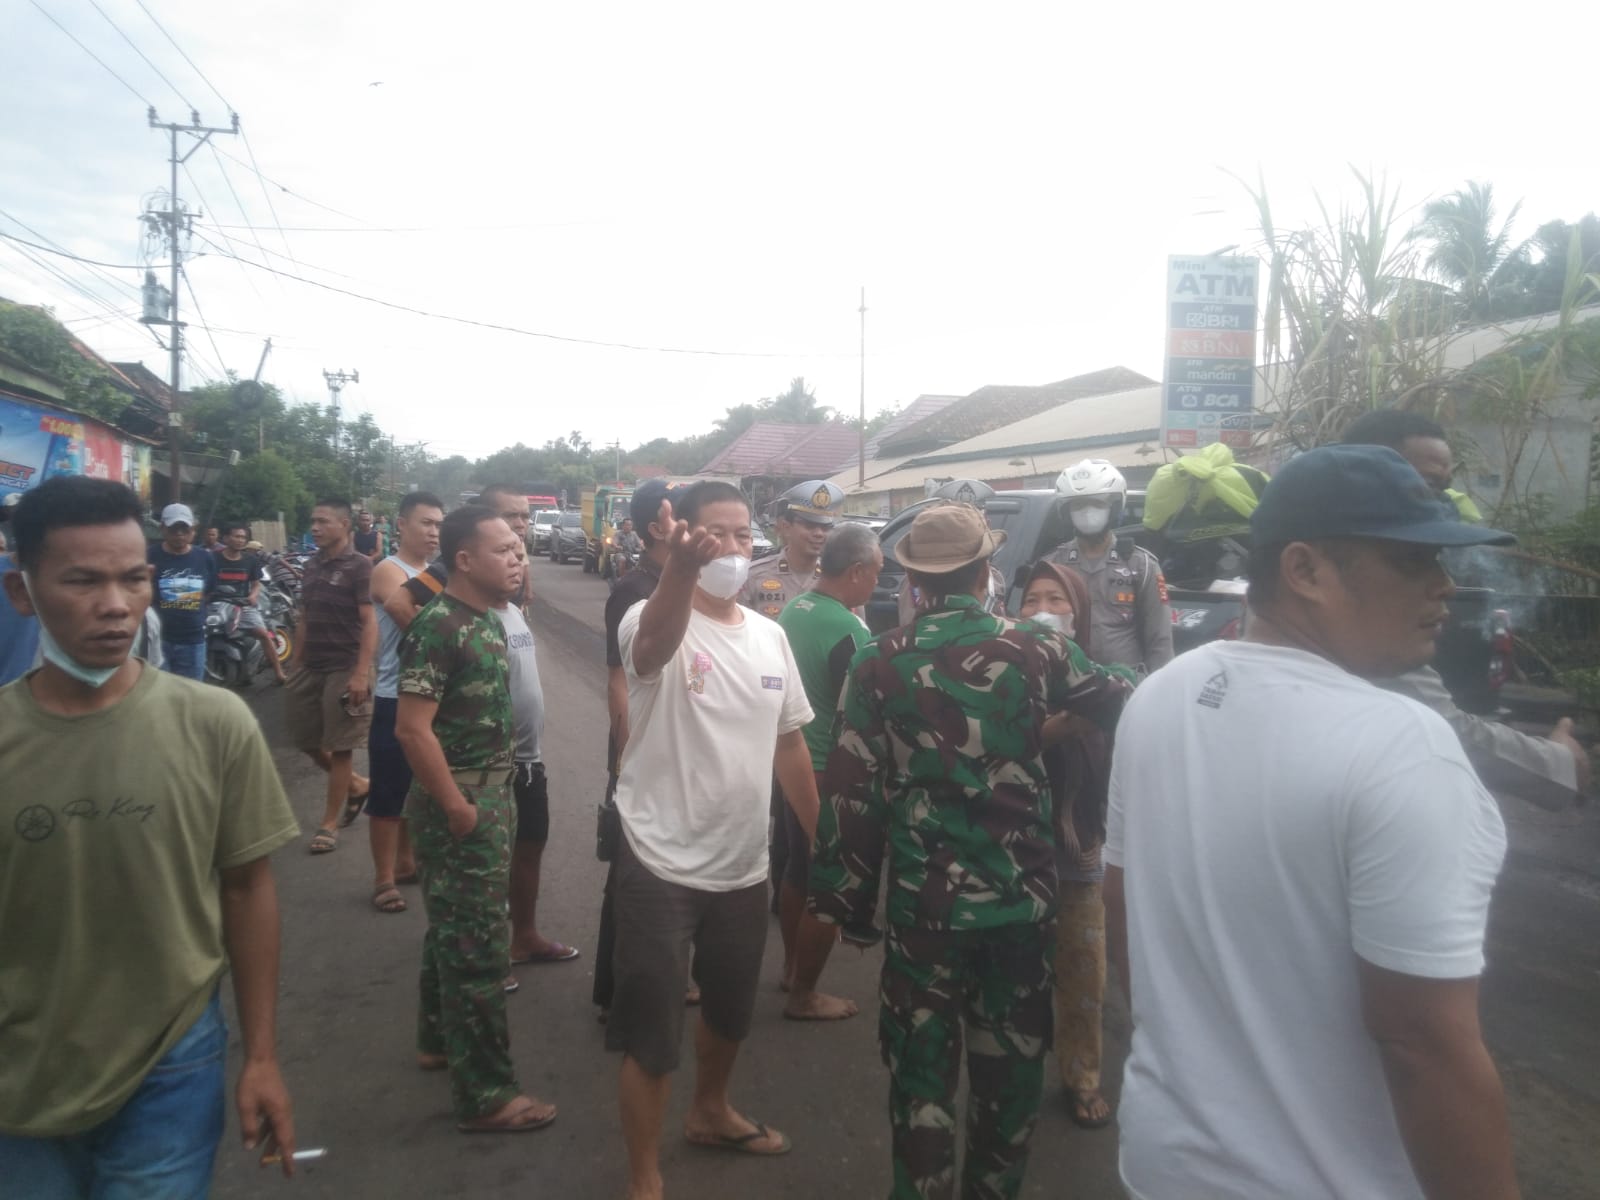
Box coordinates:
[764,376,833,423]
[1415,181,1528,324]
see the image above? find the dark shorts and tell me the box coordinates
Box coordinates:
[367,697,412,819]
[771,771,823,889]
[513,761,549,843]
[605,836,768,1075]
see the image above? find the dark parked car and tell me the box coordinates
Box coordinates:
[550,511,584,564]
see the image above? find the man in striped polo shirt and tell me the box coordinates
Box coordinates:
[284,498,377,855]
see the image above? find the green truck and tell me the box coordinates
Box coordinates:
[579,483,633,578]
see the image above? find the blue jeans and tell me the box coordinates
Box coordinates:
[161,640,206,681]
[0,991,226,1199]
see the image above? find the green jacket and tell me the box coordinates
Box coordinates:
[809,594,1129,933]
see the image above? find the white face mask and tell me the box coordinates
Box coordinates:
[1070,502,1110,536]
[698,554,750,600]
[21,572,121,688]
[1028,609,1076,640]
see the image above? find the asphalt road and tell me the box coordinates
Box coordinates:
[211,554,1600,1199]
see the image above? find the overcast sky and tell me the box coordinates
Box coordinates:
[2,0,1592,462]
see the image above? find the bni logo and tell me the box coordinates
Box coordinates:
[1197,671,1228,709]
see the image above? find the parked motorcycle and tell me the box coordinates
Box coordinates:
[205,600,267,687]
[257,585,296,666]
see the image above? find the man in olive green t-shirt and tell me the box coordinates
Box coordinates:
[0,477,300,1192]
[774,521,882,1021]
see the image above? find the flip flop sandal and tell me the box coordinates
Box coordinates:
[685,1121,791,1157]
[308,829,338,854]
[1068,1090,1115,1130]
[457,1099,557,1134]
[372,885,406,914]
[503,976,520,994]
[510,944,581,965]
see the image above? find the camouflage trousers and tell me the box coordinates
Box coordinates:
[409,777,518,1120]
[879,921,1055,1200]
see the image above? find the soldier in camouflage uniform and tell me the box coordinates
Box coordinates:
[396,505,557,1133]
[737,479,844,617]
[809,503,1130,1200]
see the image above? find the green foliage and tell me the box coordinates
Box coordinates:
[0,299,130,424]
[217,449,308,526]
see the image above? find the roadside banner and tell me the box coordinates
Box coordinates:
[0,391,150,502]
[1161,256,1260,451]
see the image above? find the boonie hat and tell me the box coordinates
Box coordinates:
[897,502,1007,573]
[1250,445,1514,548]
[160,502,196,528]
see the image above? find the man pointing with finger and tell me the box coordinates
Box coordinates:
[610,480,818,1200]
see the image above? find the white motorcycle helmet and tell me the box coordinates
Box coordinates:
[1055,458,1127,536]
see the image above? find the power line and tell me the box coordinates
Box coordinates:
[180,265,229,380]
[133,0,232,110]
[211,143,371,226]
[3,227,849,359]
[82,0,195,111]
[240,127,298,266]
[191,228,371,285]
[0,231,146,270]
[185,154,267,299]
[28,0,154,107]
[0,237,150,336]
[199,243,847,358]
[0,205,141,299]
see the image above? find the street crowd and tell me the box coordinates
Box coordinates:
[0,409,1590,1199]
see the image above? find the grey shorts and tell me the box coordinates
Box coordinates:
[605,836,769,1075]
[236,604,268,633]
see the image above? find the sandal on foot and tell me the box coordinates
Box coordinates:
[372,884,406,914]
[1068,1089,1114,1130]
[308,829,338,854]
[457,1097,557,1134]
[337,792,368,828]
[503,976,520,994]
[685,1120,791,1156]
[510,943,580,965]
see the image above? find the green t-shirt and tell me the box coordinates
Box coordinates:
[777,590,871,772]
[0,665,298,1136]
[397,592,513,772]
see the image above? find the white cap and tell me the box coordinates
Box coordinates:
[160,503,196,527]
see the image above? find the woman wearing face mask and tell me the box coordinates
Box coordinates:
[1019,558,1126,1132]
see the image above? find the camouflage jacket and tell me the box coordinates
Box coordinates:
[397,593,513,771]
[810,593,1130,932]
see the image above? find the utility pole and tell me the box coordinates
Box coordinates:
[607,440,622,482]
[141,108,240,502]
[252,337,272,452]
[858,286,867,488]
[322,368,360,457]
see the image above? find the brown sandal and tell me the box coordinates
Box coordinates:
[372,884,406,914]
[457,1096,557,1133]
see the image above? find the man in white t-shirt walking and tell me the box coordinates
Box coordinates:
[611,480,819,1200]
[1105,445,1520,1200]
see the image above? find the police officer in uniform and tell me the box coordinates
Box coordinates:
[1047,459,1174,674]
[742,479,843,910]
[737,479,844,617]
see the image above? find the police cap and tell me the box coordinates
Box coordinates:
[779,480,845,526]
